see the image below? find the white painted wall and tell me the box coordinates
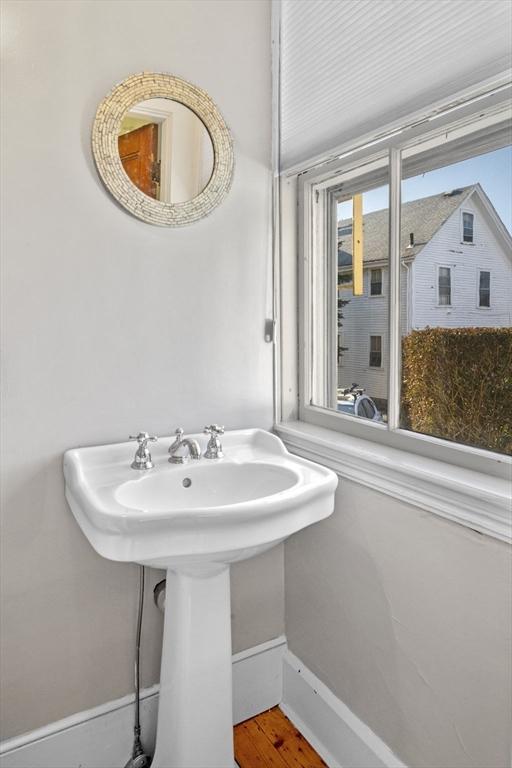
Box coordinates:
[0,0,282,741]
[285,479,512,768]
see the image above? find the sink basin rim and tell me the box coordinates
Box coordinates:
[113,459,302,515]
[64,428,338,564]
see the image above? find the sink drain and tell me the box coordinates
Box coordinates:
[182,477,192,488]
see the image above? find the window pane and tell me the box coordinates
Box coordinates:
[369,335,382,367]
[479,270,490,307]
[400,145,512,454]
[438,267,451,305]
[462,211,474,242]
[370,268,383,295]
[335,183,388,423]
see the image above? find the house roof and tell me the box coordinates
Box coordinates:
[338,185,476,268]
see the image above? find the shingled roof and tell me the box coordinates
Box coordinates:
[338,185,475,268]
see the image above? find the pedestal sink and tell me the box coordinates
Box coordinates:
[64,428,337,768]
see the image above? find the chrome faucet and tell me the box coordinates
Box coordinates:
[168,428,201,464]
[129,432,157,470]
[204,424,224,459]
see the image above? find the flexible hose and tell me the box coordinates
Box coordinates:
[124,565,152,768]
[134,564,145,733]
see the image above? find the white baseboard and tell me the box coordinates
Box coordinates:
[0,635,287,768]
[281,651,407,768]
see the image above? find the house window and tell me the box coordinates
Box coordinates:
[297,121,511,459]
[438,266,451,305]
[369,335,382,367]
[462,211,474,243]
[370,268,383,295]
[479,270,491,307]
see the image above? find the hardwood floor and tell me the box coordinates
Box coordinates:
[234,706,327,768]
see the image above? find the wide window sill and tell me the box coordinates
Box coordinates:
[275,421,511,544]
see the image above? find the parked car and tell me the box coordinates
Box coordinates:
[337,384,383,422]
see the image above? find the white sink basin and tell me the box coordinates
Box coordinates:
[64,428,337,569]
[116,461,299,511]
[64,428,337,768]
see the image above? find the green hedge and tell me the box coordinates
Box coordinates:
[401,327,512,455]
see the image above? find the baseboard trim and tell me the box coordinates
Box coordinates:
[281,651,407,768]
[0,635,287,768]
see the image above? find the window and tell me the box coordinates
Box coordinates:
[370,268,383,296]
[296,115,511,459]
[462,211,474,243]
[438,266,451,306]
[479,270,491,307]
[369,336,382,367]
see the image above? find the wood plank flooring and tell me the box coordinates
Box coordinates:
[234,706,327,768]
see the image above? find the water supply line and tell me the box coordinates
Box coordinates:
[124,565,152,768]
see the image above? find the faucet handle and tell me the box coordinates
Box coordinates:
[129,432,158,446]
[204,424,225,437]
[129,433,157,470]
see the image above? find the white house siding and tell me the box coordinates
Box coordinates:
[338,268,389,402]
[412,194,512,329]
[337,190,512,405]
[338,265,410,403]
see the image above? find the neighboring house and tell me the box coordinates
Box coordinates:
[338,184,512,404]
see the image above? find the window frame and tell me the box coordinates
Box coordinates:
[461,209,475,243]
[369,334,383,368]
[370,268,384,296]
[437,264,452,307]
[477,268,491,308]
[286,98,512,481]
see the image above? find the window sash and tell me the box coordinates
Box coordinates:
[462,211,474,242]
[293,101,512,475]
[479,270,491,307]
[369,335,382,367]
[438,267,452,305]
[370,268,383,295]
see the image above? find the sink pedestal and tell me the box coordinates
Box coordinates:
[64,429,337,766]
[151,564,234,768]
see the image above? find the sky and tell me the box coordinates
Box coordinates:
[338,145,512,233]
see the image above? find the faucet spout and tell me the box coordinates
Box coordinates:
[169,428,201,464]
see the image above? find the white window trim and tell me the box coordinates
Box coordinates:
[273,74,512,544]
[275,421,511,543]
[461,209,475,244]
[477,268,492,308]
[437,264,453,307]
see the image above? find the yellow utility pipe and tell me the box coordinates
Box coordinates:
[352,194,363,296]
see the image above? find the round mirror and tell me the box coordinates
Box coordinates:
[92,73,234,226]
[118,99,214,204]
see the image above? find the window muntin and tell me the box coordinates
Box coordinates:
[438,266,452,306]
[369,335,382,367]
[462,211,474,242]
[370,268,383,295]
[479,270,491,307]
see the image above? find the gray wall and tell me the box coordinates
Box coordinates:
[0,0,283,740]
[286,480,512,768]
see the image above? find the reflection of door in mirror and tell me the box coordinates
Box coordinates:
[118,123,159,199]
[119,99,214,204]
